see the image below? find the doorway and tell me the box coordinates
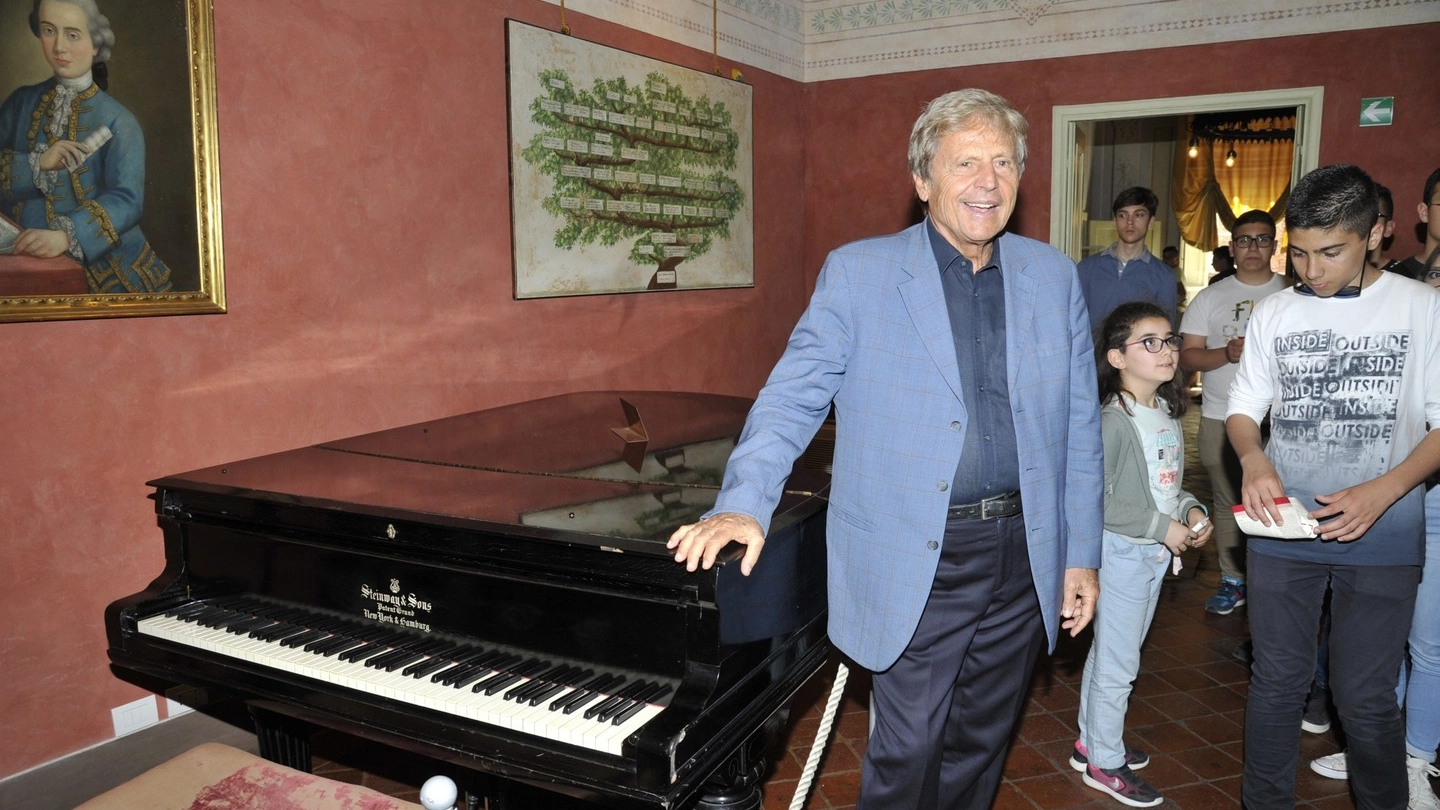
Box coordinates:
[1048,87,1325,293]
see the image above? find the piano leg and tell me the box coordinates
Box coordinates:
[690,709,788,810]
[249,706,312,772]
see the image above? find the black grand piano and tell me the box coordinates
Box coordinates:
[105,391,830,809]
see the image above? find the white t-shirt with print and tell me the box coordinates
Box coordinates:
[1227,272,1440,565]
[1180,273,1289,420]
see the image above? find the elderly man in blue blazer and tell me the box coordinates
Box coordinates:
[670,88,1103,810]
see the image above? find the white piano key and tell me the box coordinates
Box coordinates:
[138,610,668,755]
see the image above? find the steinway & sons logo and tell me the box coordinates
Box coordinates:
[360,579,434,632]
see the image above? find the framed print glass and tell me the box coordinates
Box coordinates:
[0,0,223,322]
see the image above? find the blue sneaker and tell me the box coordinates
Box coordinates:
[1206,576,1246,615]
[1084,763,1163,807]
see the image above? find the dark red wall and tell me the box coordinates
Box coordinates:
[803,25,1440,282]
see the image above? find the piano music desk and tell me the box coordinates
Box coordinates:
[72,743,422,810]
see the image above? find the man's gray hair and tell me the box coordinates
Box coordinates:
[907,89,1027,182]
[30,0,115,64]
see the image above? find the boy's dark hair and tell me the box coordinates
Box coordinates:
[1377,184,1394,219]
[1286,164,1378,238]
[1424,167,1440,206]
[1233,209,1277,234]
[1095,301,1187,418]
[1112,186,1159,216]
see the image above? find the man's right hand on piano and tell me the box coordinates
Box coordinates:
[667,512,766,576]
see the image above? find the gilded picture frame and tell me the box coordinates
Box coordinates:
[0,0,223,322]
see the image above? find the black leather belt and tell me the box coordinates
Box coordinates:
[947,491,1022,520]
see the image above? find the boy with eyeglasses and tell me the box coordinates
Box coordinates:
[1226,164,1440,810]
[1179,210,1288,617]
[1396,167,1440,280]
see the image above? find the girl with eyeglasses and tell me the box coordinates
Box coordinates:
[1073,301,1211,807]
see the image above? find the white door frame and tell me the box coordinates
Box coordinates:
[1049,87,1325,260]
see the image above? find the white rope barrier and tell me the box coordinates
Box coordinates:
[786,661,850,810]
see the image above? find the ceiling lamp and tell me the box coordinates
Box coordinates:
[1225,148,1237,168]
[1188,137,1198,159]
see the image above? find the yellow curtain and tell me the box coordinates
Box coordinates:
[1171,115,1294,251]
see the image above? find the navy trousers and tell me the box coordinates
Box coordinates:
[1243,551,1418,810]
[859,513,1046,810]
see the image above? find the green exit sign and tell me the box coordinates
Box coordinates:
[1360,97,1394,127]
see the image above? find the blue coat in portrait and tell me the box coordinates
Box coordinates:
[0,78,171,293]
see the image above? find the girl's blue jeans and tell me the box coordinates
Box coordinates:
[1077,530,1169,770]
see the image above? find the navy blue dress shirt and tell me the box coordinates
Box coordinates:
[926,220,1021,505]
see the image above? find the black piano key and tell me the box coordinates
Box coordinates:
[252,622,312,643]
[308,634,365,655]
[448,653,520,690]
[526,669,591,707]
[243,608,308,639]
[370,638,450,671]
[604,677,676,720]
[505,664,574,702]
[278,629,330,649]
[354,632,422,665]
[552,673,620,713]
[373,649,429,672]
[279,618,348,647]
[165,602,210,619]
[187,606,236,628]
[439,650,516,687]
[337,631,409,662]
[610,680,671,726]
[224,615,275,634]
[402,643,475,678]
[560,675,625,715]
[536,664,591,694]
[211,610,259,630]
[585,680,651,720]
[528,664,589,701]
[476,658,550,695]
[551,672,618,707]
[412,646,488,680]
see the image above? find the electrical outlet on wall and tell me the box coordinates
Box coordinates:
[111,695,160,736]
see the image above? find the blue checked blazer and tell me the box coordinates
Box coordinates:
[712,222,1104,671]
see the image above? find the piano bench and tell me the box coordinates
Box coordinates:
[72,742,423,810]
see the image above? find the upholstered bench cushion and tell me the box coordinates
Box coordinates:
[73,742,422,810]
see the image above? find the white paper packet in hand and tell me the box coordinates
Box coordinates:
[1231,496,1320,539]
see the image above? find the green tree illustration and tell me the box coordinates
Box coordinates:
[521,69,744,289]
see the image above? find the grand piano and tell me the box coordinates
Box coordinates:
[105,391,831,809]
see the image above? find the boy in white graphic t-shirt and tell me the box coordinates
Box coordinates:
[1227,164,1440,810]
[1180,209,1289,616]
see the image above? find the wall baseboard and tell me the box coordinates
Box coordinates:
[1,709,257,810]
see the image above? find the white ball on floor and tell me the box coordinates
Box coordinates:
[420,775,459,810]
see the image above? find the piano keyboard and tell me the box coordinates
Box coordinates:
[137,597,672,756]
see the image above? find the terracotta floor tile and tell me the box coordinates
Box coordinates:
[1011,772,1095,809]
[1163,780,1234,810]
[1004,743,1058,779]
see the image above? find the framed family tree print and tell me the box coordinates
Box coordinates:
[507,19,754,299]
